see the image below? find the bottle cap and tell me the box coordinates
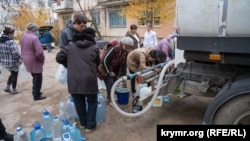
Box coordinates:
[63,132,71,141]
[64,119,70,125]
[16,126,22,131]
[34,122,41,130]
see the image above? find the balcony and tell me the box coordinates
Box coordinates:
[98,0,129,7]
[52,0,73,14]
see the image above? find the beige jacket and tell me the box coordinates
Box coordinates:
[127,47,155,72]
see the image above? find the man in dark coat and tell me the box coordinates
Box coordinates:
[56,28,100,133]
[58,14,87,48]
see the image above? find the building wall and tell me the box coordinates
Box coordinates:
[53,0,176,41]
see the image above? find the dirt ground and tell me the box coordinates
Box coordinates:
[0,48,212,141]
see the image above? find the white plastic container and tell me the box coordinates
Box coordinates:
[139,86,152,99]
[153,96,163,107]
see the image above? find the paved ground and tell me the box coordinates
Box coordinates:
[0,48,212,141]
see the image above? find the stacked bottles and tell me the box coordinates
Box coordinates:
[29,122,46,141]
[14,124,28,141]
[60,119,71,140]
[58,99,67,122]
[51,115,63,141]
[68,123,82,141]
[41,108,53,139]
[96,93,106,123]
[67,96,78,120]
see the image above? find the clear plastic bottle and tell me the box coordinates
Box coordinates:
[41,108,53,139]
[62,132,72,141]
[29,122,46,141]
[58,99,67,122]
[51,115,63,141]
[67,96,78,120]
[14,124,28,141]
[68,123,82,141]
[96,93,106,123]
[60,119,71,140]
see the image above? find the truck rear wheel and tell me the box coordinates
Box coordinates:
[213,94,250,125]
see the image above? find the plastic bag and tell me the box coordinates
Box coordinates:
[19,63,30,79]
[55,65,67,85]
[97,78,106,89]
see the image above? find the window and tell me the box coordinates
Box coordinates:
[91,11,100,26]
[138,10,160,26]
[109,9,126,27]
[62,15,71,27]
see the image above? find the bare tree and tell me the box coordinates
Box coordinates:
[75,0,102,39]
[0,0,23,33]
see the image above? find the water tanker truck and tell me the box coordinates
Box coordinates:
[110,0,250,125]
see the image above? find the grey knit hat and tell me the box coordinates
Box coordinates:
[27,23,39,32]
[120,37,134,47]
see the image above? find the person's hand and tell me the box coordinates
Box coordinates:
[109,71,116,77]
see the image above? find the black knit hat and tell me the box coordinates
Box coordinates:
[82,28,96,37]
[73,28,96,43]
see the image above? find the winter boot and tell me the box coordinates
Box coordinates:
[4,85,11,93]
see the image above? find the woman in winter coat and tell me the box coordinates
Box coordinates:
[125,24,142,50]
[0,27,22,94]
[20,23,46,101]
[56,28,100,133]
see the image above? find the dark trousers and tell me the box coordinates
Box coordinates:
[104,76,118,100]
[129,69,136,93]
[46,43,51,52]
[71,94,97,129]
[0,118,7,138]
[7,71,18,89]
[31,73,42,97]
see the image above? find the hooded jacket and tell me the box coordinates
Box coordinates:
[56,35,100,94]
[59,22,81,48]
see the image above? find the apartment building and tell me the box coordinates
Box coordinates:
[52,0,176,41]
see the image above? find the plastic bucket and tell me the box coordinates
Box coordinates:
[116,87,130,105]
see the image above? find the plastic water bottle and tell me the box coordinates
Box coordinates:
[51,115,63,141]
[58,99,67,122]
[62,132,72,141]
[60,119,71,140]
[67,96,78,120]
[14,124,28,141]
[96,93,106,123]
[29,122,46,141]
[68,123,82,141]
[41,108,53,139]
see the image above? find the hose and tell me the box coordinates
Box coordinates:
[110,60,175,117]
